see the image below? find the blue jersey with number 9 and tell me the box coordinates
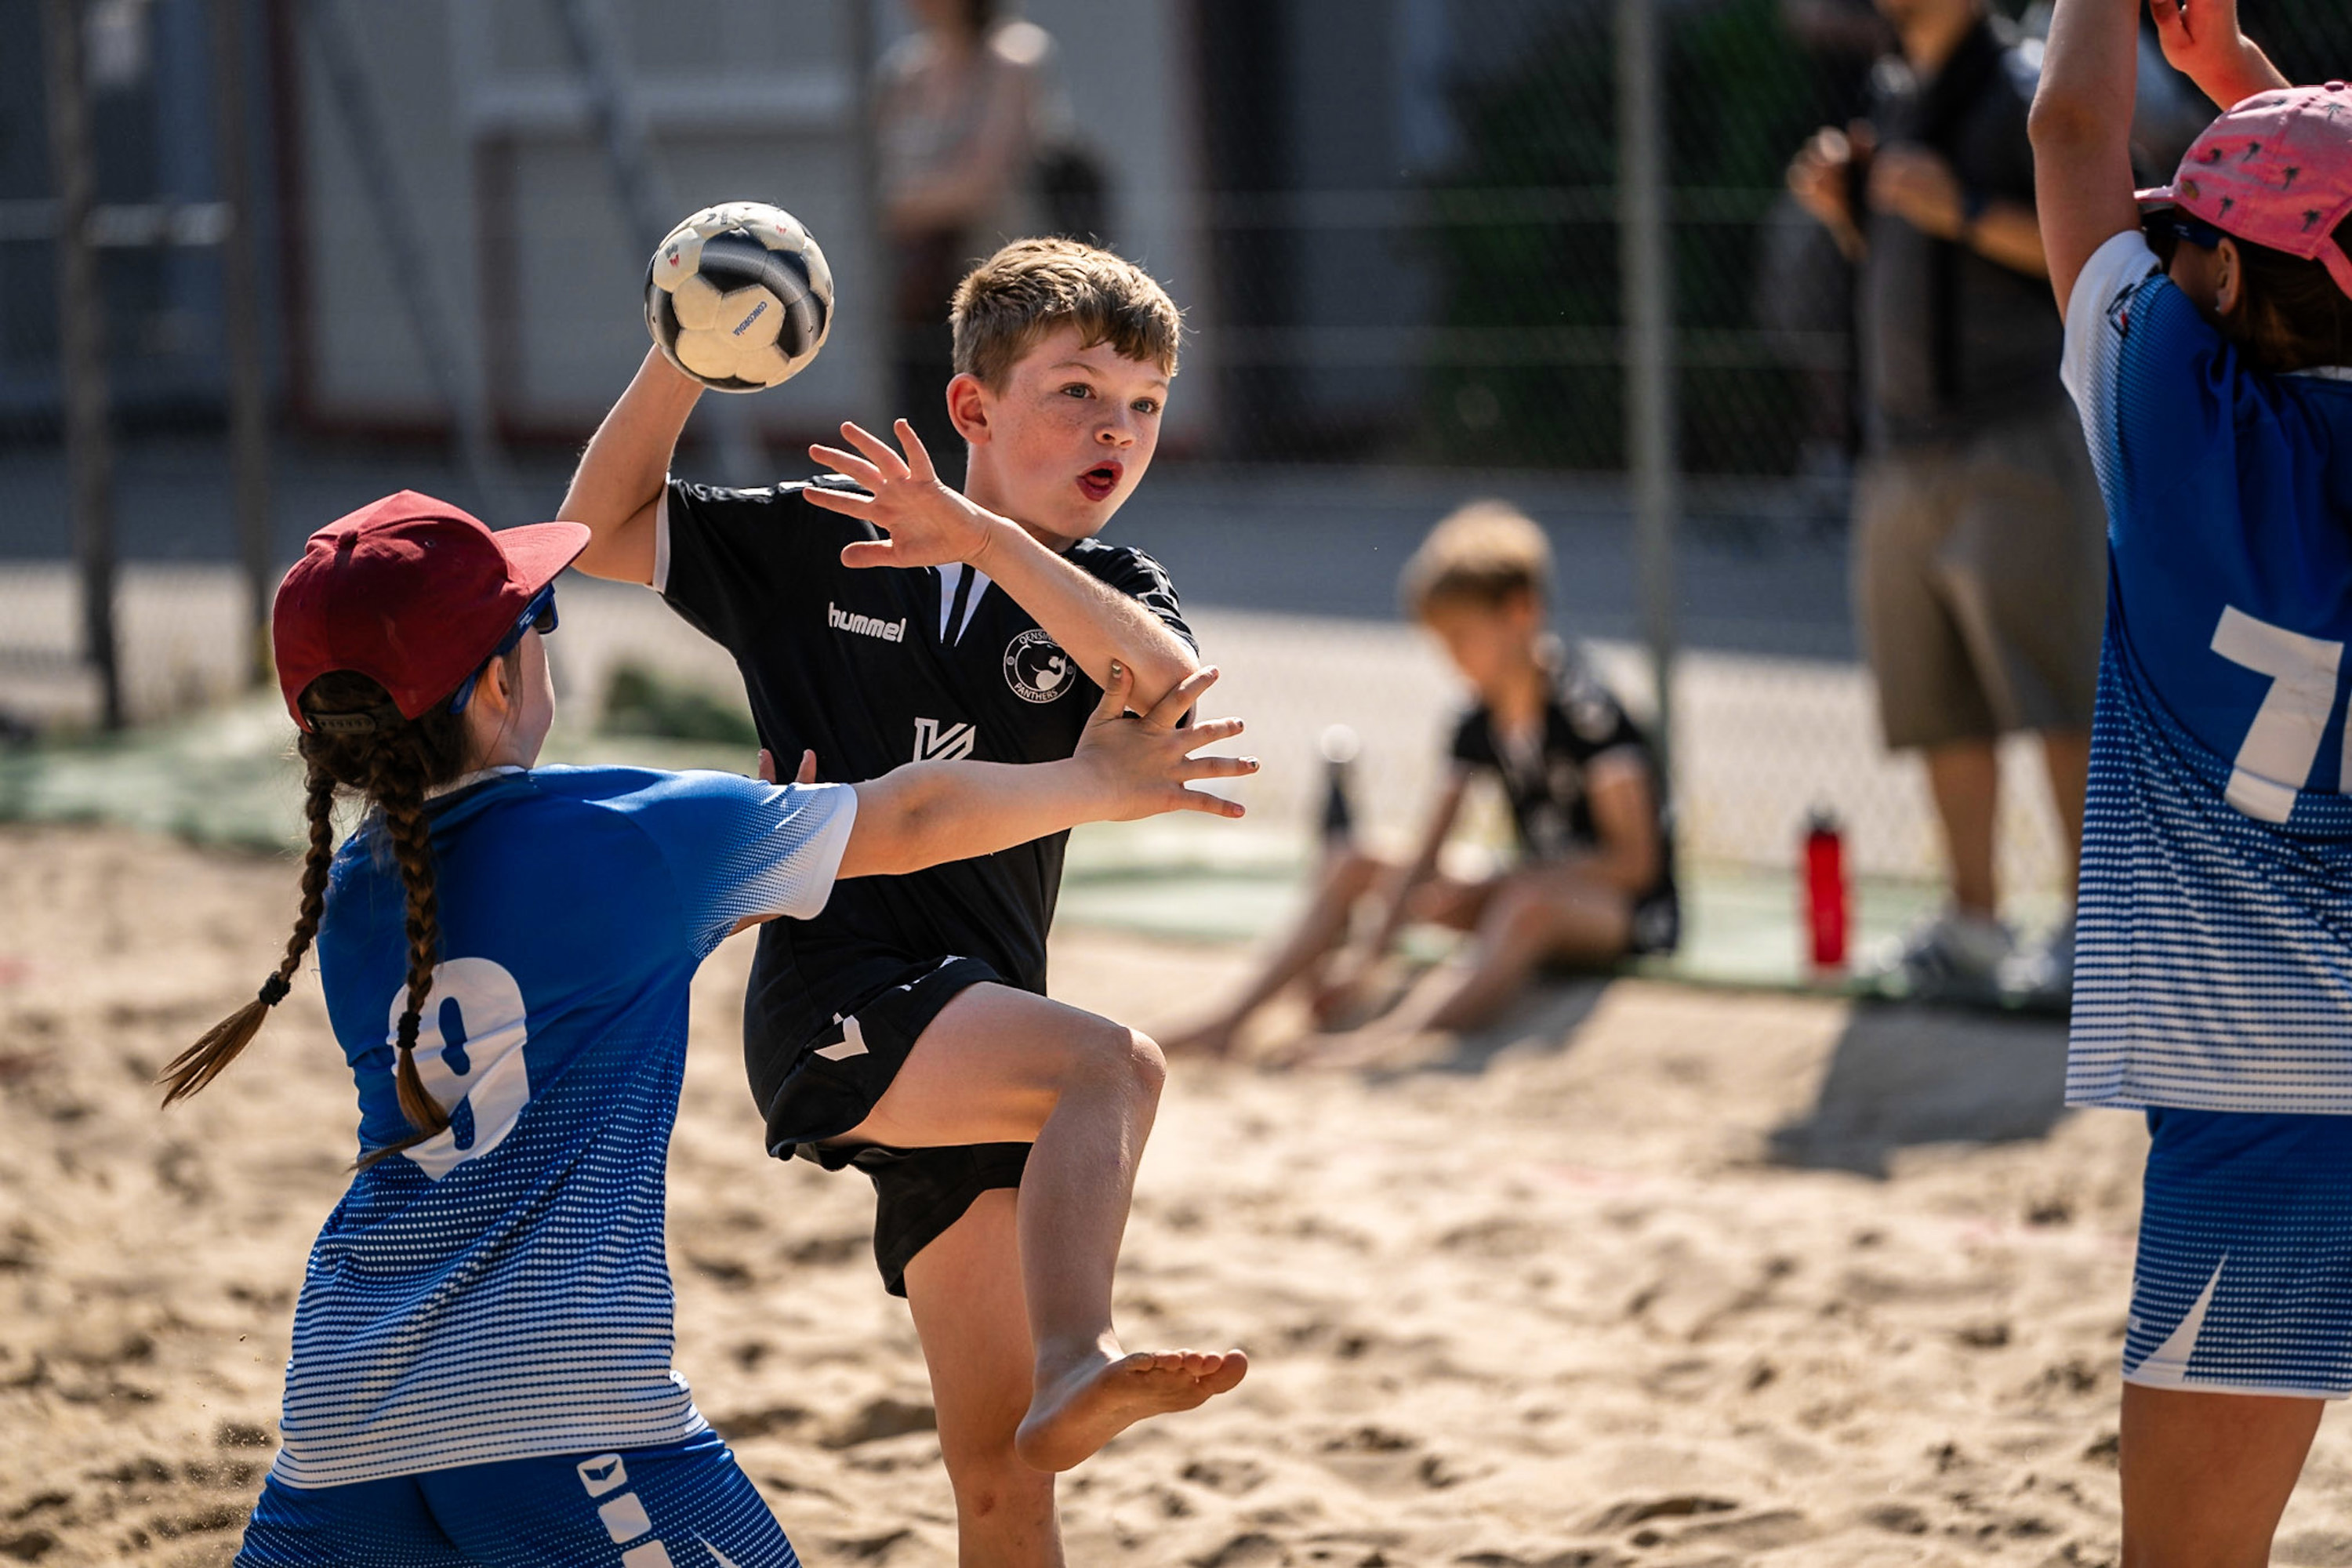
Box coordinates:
[276,766,853,1488]
[2062,230,2352,1112]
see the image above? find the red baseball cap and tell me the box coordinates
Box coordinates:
[272,492,590,731]
[2139,82,2352,302]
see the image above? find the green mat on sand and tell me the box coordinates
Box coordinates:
[0,696,2048,1006]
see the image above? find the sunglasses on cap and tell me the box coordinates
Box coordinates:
[2144,209,2230,264]
[448,586,558,716]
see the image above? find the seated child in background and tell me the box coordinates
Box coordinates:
[1170,501,1678,1060]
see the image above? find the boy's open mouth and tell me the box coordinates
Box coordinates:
[1076,462,1122,502]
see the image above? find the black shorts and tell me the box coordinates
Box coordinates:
[749,953,1029,1298]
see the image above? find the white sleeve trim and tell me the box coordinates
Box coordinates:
[775,782,857,920]
[2062,229,2161,410]
[651,486,672,595]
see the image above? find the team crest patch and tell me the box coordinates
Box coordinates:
[2107,274,2156,338]
[1004,629,1078,703]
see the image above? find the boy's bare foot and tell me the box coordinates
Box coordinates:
[1015,1345,1248,1472]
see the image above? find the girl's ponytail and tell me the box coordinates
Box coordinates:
[158,763,339,1106]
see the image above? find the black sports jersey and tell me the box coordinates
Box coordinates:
[659,477,1194,1051]
[1449,659,1674,899]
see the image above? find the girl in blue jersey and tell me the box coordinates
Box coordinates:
[2033,0,2352,1558]
[160,492,1250,1566]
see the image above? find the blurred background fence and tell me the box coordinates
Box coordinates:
[9,0,2352,906]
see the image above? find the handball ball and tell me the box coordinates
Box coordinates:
[644,202,833,392]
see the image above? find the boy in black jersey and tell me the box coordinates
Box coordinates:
[560,239,1247,1562]
[1171,501,1677,1060]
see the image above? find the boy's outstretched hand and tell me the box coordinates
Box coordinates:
[1077,664,1256,822]
[807,419,1000,570]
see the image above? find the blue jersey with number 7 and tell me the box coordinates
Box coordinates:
[2060,230,2352,1113]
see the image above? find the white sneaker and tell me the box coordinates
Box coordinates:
[1859,910,2012,1004]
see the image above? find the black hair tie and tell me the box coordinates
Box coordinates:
[258,974,291,1007]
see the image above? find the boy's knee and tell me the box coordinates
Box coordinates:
[1490,886,1554,938]
[1124,1028,1169,1099]
[1059,1016,1165,1102]
[1326,848,1382,898]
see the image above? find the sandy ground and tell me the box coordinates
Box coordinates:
[6,824,2352,1567]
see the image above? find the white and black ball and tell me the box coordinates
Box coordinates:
[644,202,833,392]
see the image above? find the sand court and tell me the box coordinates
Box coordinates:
[6,824,2352,1566]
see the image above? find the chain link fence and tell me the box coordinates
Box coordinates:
[11,0,2352,901]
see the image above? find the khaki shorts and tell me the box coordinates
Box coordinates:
[1854,407,2107,750]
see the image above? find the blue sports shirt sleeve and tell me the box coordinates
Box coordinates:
[2060,229,2232,549]
[623,771,858,957]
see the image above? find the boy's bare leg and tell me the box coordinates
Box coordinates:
[2040,727,2091,904]
[1399,868,1632,1035]
[904,1191,1062,1568]
[2119,1384,2320,1567]
[840,985,1246,1474]
[1164,848,1388,1057]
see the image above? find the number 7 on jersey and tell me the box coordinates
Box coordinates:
[2210,605,2347,823]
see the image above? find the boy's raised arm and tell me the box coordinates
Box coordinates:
[807,421,1202,712]
[2028,0,2147,314]
[1342,770,1472,984]
[559,348,704,586]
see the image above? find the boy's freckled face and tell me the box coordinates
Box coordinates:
[961,325,1169,546]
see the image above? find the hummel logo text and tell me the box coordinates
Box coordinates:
[913,717,978,762]
[829,602,907,643]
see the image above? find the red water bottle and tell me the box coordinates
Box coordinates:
[1803,808,1848,969]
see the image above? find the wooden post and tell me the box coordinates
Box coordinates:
[211,0,274,686]
[42,0,125,731]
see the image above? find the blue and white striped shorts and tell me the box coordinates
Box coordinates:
[2125,1108,2352,1400]
[234,1430,798,1567]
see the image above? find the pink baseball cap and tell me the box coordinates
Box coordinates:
[2138,82,2352,301]
[272,492,588,732]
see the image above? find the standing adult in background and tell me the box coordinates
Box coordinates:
[1786,0,2106,1004]
[877,0,1068,485]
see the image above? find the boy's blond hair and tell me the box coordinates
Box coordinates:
[1401,500,1553,618]
[950,238,1181,389]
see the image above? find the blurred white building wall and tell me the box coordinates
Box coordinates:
[289,0,1204,445]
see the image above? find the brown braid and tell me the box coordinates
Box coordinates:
[373,773,451,1140]
[161,656,515,1165]
[158,762,339,1105]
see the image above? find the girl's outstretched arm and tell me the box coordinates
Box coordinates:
[838,665,1254,879]
[2029,0,2145,314]
[2150,0,2288,113]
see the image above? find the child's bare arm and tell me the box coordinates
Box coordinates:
[838,665,1251,880]
[805,420,1201,712]
[2029,0,2147,314]
[2149,0,2288,111]
[1579,755,1664,895]
[558,349,703,585]
[1352,771,1472,963]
